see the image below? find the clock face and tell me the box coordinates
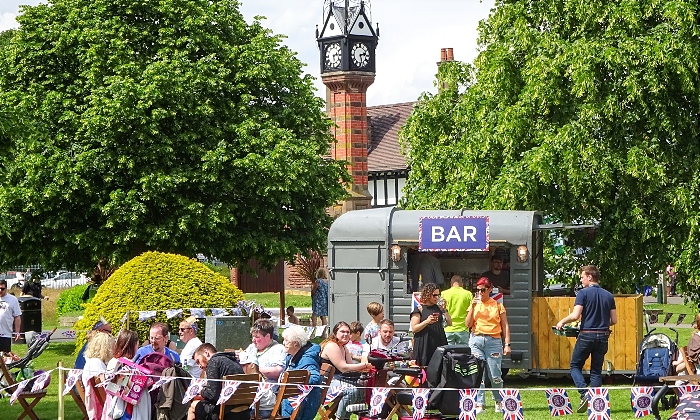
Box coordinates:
[351,42,370,68]
[324,43,341,70]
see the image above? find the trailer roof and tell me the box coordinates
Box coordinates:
[328,207,539,245]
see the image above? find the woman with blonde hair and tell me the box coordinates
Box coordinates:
[82,330,115,420]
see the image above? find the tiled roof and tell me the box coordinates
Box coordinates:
[367,101,415,172]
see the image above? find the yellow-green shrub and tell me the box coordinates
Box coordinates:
[74,251,245,352]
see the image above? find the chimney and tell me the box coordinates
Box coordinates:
[437,47,455,92]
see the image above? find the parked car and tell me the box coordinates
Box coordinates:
[0,271,25,289]
[41,272,88,288]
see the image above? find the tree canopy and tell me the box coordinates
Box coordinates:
[0,0,347,271]
[400,0,700,295]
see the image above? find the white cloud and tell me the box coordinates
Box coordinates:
[0,12,21,32]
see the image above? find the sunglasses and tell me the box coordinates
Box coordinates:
[179,327,192,331]
[432,293,440,297]
[476,288,488,293]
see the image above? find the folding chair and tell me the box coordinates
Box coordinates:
[0,356,46,420]
[70,379,90,420]
[219,373,262,420]
[317,363,340,420]
[680,346,697,377]
[268,369,310,420]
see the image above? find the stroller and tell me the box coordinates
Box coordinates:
[633,328,679,410]
[0,328,56,392]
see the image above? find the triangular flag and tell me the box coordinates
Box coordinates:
[412,388,430,420]
[182,378,207,404]
[62,330,76,338]
[217,381,241,405]
[120,312,128,323]
[289,385,314,409]
[149,376,176,392]
[30,371,52,392]
[499,389,523,420]
[587,388,610,420]
[369,388,391,417]
[678,385,700,396]
[324,385,344,406]
[630,387,654,418]
[251,383,273,408]
[458,389,478,420]
[63,369,82,396]
[677,313,687,326]
[165,309,183,319]
[315,325,327,337]
[211,308,229,317]
[138,310,157,322]
[545,388,573,416]
[189,308,206,319]
[663,312,673,325]
[9,379,30,405]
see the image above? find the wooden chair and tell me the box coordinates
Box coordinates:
[219,373,262,420]
[0,356,46,420]
[88,376,107,407]
[268,369,310,420]
[70,379,90,420]
[679,346,697,377]
[317,363,340,420]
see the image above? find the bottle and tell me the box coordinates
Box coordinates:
[182,357,190,373]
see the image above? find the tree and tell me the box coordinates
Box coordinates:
[0,0,348,271]
[400,0,700,295]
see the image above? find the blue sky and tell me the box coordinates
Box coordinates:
[0,0,495,106]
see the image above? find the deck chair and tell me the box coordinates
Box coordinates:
[70,379,90,420]
[317,363,340,420]
[0,356,46,420]
[679,346,697,378]
[268,369,310,420]
[219,373,262,420]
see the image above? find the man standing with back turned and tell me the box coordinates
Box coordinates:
[556,265,617,413]
[443,274,473,345]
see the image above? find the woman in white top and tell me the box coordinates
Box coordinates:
[82,331,115,420]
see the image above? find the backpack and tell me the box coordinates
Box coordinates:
[428,345,485,415]
[139,352,175,403]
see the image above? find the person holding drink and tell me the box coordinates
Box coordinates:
[466,277,511,414]
[410,283,451,366]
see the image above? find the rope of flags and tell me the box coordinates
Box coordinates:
[643,309,696,326]
[1,367,678,418]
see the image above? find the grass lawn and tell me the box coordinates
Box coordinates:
[244,292,312,309]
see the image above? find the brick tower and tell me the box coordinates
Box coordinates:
[317,0,379,215]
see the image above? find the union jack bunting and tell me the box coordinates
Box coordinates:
[678,385,700,396]
[182,378,208,404]
[216,381,241,406]
[61,330,76,338]
[630,387,654,418]
[165,309,183,319]
[9,379,30,405]
[412,388,430,420]
[138,310,157,321]
[498,389,523,420]
[289,385,314,409]
[458,389,478,420]
[324,385,344,406]
[189,308,206,318]
[30,371,51,393]
[63,369,82,396]
[587,388,610,420]
[369,387,391,417]
[545,388,573,416]
[149,377,177,392]
[251,383,273,408]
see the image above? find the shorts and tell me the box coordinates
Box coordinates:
[0,337,11,352]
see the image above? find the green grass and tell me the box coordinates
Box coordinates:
[244,292,311,309]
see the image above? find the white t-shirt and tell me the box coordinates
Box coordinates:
[370,336,411,354]
[180,337,203,378]
[0,294,22,338]
[244,342,287,410]
[82,358,107,387]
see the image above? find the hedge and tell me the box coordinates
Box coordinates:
[74,251,245,352]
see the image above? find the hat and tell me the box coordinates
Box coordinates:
[184,315,198,333]
[476,277,492,288]
[92,316,111,332]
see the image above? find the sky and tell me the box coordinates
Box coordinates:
[0,0,495,106]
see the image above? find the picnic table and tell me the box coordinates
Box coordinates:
[650,374,700,420]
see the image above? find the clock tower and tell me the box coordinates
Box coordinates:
[317,0,378,215]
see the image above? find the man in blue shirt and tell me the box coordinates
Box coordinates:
[556,265,617,413]
[134,322,180,363]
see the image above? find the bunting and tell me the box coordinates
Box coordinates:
[165,309,183,319]
[182,378,208,404]
[458,389,478,420]
[289,385,314,409]
[324,385,344,406]
[216,381,241,405]
[149,377,177,392]
[120,312,129,324]
[251,383,273,408]
[545,388,573,416]
[189,308,206,318]
[678,385,700,396]
[138,310,157,322]
[63,369,82,396]
[211,308,229,317]
[676,314,687,326]
[630,387,654,418]
[499,389,523,420]
[30,371,51,392]
[412,388,430,420]
[369,387,391,417]
[587,388,610,420]
[9,379,30,405]
[663,313,674,325]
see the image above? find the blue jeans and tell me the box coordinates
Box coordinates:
[330,377,364,420]
[469,334,503,406]
[570,331,609,398]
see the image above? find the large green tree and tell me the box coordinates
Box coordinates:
[400,0,700,295]
[0,0,348,271]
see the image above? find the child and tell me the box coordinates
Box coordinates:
[286,306,300,325]
[346,321,365,362]
[364,302,384,343]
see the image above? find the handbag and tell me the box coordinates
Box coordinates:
[106,396,126,419]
